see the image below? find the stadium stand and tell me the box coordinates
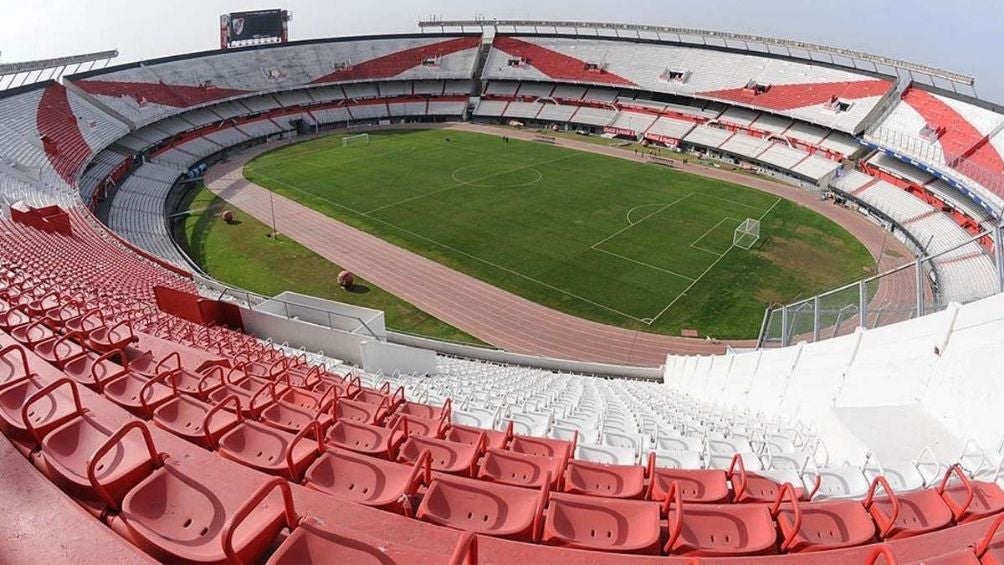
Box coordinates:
[3,24,1004,564]
[483,35,893,133]
[866,86,1004,211]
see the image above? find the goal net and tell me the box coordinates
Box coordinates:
[342,133,370,147]
[733,218,761,250]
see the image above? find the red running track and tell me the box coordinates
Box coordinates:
[204,124,919,367]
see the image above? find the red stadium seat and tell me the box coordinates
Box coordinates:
[266,517,476,565]
[863,475,953,539]
[303,448,431,515]
[354,381,406,410]
[325,415,408,459]
[11,319,55,348]
[152,394,238,448]
[1,375,81,446]
[100,358,179,419]
[417,473,548,540]
[0,343,34,388]
[399,434,484,476]
[938,464,1004,523]
[478,446,565,488]
[976,514,1004,565]
[390,410,450,439]
[772,482,876,553]
[663,480,778,557]
[541,492,662,554]
[216,414,324,481]
[33,332,86,369]
[101,457,291,563]
[647,452,730,503]
[39,409,157,506]
[729,452,813,503]
[332,389,393,425]
[562,458,646,499]
[509,433,574,462]
[446,421,511,451]
[86,319,139,352]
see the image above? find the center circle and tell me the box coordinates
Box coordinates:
[451,164,543,188]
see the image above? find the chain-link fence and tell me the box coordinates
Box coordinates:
[760,228,1002,348]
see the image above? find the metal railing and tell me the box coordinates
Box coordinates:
[759,227,1003,348]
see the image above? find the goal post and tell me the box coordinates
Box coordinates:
[733,218,761,250]
[342,133,370,147]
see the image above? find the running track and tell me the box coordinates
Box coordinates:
[204,124,920,367]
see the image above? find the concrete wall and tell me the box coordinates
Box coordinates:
[390,331,664,381]
[257,291,385,337]
[240,307,369,365]
[361,340,438,375]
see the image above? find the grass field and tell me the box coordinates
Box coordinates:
[242,129,875,338]
[179,184,485,345]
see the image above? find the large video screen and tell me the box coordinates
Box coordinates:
[227,10,284,42]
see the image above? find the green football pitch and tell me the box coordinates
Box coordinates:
[242,129,874,338]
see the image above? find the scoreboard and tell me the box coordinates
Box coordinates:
[220,9,291,49]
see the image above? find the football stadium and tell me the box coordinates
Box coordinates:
[1,3,1003,563]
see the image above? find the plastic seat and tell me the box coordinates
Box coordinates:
[647,452,730,503]
[478,447,564,488]
[0,375,80,445]
[303,448,431,515]
[267,517,476,565]
[938,464,1004,523]
[391,411,449,439]
[152,394,238,449]
[60,349,121,391]
[863,475,952,540]
[101,363,179,419]
[397,398,452,421]
[11,320,55,348]
[772,483,876,553]
[354,382,405,410]
[87,320,139,353]
[325,417,408,459]
[975,514,1004,565]
[730,454,813,503]
[103,460,292,563]
[216,416,323,481]
[63,309,106,338]
[311,374,360,399]
[576,442,637,465]
[205,374,277,419]
[541,492,660,554]
[332,391,392,425]
[663,481,777,557]
[446,422,510,451]
[452,406,498,429]
[510,434,574,462]
[33,333,86,369]
[652,449,705,470]
[274,385,333,414]
[563,459,646,499]
[807,463,871,499]
[0,307,31,332]
[38,405,157,505]
[0,344,34,388]
[656,434,704,452]
[399,435,484,476]
[260,400,332,435]
[416,473,548,541]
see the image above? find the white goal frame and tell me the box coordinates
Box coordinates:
[342,133,370,147]
[733,218,761,250]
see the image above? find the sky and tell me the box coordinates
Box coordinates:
[2,0,1003,103]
